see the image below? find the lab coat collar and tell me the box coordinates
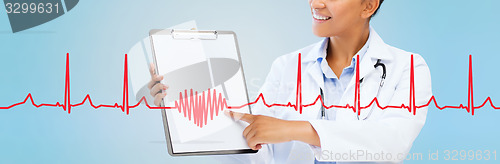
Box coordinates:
[303,38,328,63]
[342,27,394,120]
[303,26,393,91]
[356,27,393,84]
[364,26,393,61]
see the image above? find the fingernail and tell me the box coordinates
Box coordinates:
[224,110,234,118]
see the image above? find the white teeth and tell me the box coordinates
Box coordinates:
[313,12,331,20]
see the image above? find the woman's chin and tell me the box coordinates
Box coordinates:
[312,30,332,38]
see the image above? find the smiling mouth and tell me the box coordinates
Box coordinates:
[312,11,331,21]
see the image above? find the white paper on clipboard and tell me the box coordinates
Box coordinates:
[128,21,199,105]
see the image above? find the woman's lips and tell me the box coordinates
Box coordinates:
[312,11,331,23]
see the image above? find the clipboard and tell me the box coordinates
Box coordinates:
[149,29,257,156]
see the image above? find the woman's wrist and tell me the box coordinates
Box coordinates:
[288,121,321,147]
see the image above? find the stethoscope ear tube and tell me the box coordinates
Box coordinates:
[357,59,387,120]
[374,59,386,87]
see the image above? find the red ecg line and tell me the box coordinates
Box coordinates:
[0,53,499,127]
[228,53,499,116]
[0,53,135,114]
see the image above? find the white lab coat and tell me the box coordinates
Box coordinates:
[219,27,432,164]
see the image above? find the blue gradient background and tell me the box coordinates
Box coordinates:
[0,0,499,163]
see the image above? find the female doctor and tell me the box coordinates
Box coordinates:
[148,0,432,163]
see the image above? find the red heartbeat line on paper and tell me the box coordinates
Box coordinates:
[0,53,499,127]
[175,89,226,128]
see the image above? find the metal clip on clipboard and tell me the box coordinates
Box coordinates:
[171,29,218,40]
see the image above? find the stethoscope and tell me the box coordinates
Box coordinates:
[321,59,386,120]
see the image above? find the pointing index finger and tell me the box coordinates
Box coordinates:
[225,111,255,124]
